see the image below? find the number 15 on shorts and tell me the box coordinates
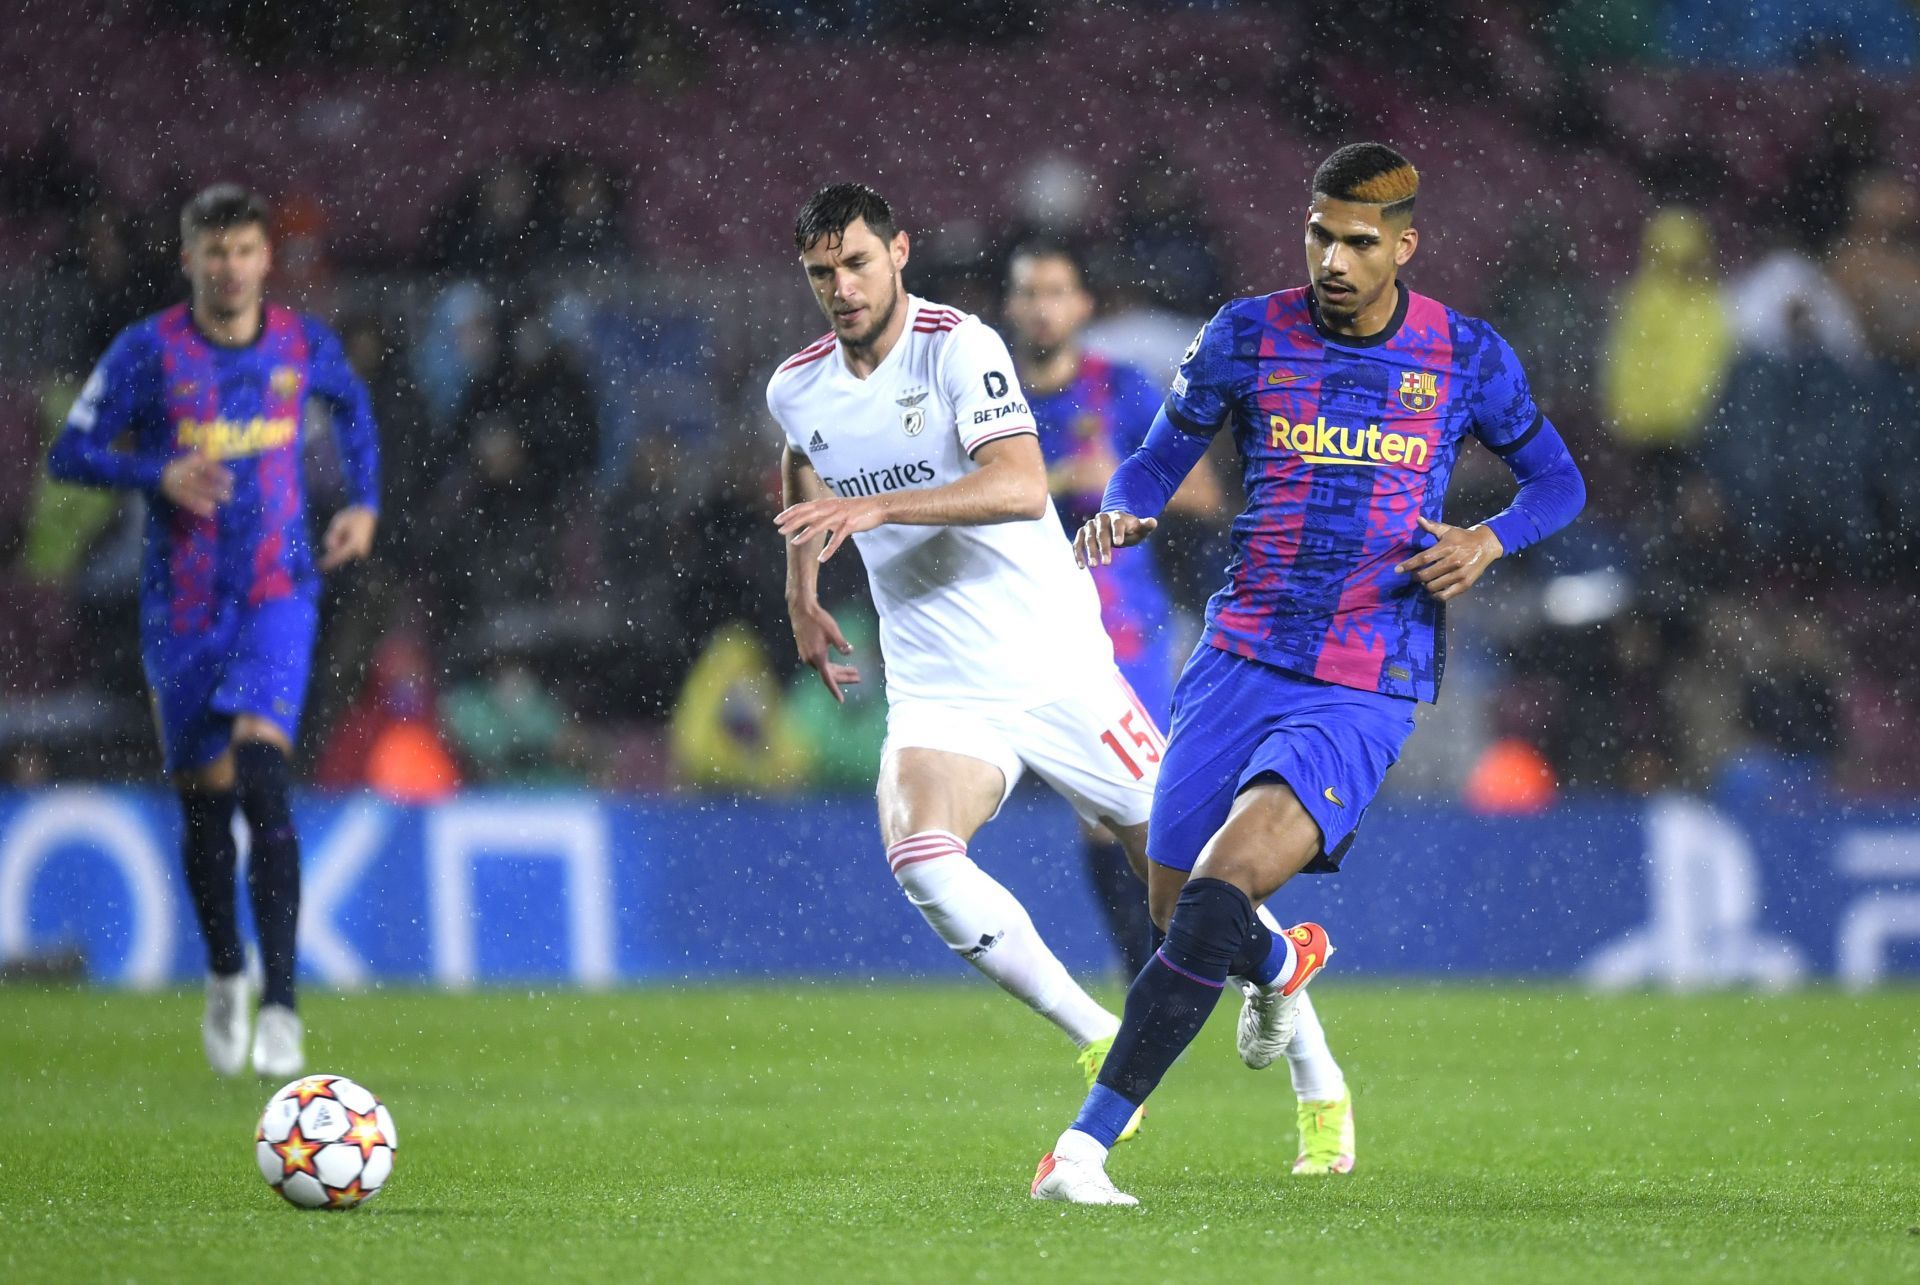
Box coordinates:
[1100,710,1162,781]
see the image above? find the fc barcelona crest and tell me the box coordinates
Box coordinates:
[270,365,303,399]
[1397,370,1438,413]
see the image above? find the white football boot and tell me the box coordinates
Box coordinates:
[1031,1130,1138,1206]
[251,1004,305,1079]
[1236,921,1334,1070]
[202,972,251,1077]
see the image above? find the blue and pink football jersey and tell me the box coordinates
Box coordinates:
[1029,353,1177,716]
[49,303,379,640]
[1163,283,1555,702]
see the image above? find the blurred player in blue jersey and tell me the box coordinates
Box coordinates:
[1002,240,1220,972]
[48,185,379,1079]
[1032,144,1587,1204]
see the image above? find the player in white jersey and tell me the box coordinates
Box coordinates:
[767,184,1160,1128]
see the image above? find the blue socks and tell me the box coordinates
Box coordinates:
[235,742,301,1010]
[1232,913,1292,988]
[178,788,242,976]
[1069,878,1255,1146]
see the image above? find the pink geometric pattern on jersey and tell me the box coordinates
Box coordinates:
[1031,352,1170,668]
[1209,291,1316,648]
[1310,292,1455,691]
[247,309,307,606]
[158,306,219,636]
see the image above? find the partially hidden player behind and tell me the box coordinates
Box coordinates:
[1031,143,1587,1204]
[768,183,1164,1137]
[48,185,379,1079]
[1006,236,1362,1179]
[1001,238,1218,969]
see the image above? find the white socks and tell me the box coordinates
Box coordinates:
[1286,989,1346,1103]
[1254,901,1298,988]
[888,831,1119,1049]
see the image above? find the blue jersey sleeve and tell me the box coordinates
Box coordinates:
[1466,323,1586,554]
[46,325,168,492]
[1163,304,1239,436]
[1466,323,1546,455]
[303,317,381,511]
[1099,405,1213,520]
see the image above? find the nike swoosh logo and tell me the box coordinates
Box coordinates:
[1323,786,1344,806]
[1267,371,1310,385]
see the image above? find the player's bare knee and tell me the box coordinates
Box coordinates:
[1192,787,1321,899]
[1146,863,1187,932]
[232,716,292,754]
[876,749,999,848]
[176,752,236,794]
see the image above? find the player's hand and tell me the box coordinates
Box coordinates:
[1395,515,1503,602]
[788,596,861,703]
[319,505,378,571]
[159,454,233,517]
[1074,511,1158,569]
[775,495,887,564]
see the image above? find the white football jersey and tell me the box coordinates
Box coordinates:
[766,294,1115,706]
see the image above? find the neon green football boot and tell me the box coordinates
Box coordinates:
[1292,1086,1355,1174]
[1076,1035,1146,1144]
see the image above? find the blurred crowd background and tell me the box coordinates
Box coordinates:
[1,0,1916,808]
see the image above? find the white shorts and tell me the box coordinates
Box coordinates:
[881,668,1165,828]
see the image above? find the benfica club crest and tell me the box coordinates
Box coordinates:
[897,389,928,437]
[1398,370,1438,413]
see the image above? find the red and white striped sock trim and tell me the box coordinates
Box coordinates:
[886,829,967,874]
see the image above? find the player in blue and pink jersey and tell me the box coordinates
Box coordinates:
[48,185,379,1080]
[1033,144,1586,1204]
[1003,240,1224,978]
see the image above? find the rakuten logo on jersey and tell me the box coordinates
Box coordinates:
[821,460,938,498]
[1268,414,1431,469]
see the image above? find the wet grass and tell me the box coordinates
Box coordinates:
[0,983,1914,1282]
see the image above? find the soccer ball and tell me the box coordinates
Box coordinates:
[255,1074,397,1209]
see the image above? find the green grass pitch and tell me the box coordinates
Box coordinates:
[1,983,1914,1282]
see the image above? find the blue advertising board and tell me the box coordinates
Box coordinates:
[1,787,1916,988]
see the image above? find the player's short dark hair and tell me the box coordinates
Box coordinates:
[1311,143,1419,221]
[794,182,897,253]
[1005,237,1087,287]
[180,183,271,243]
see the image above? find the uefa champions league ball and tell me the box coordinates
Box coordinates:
[255,1075,397,1209]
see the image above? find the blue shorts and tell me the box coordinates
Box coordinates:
[1147,643,1417,874]
[143,593,318,773]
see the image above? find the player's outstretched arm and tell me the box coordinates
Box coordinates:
[779,446,861,703]
[1400,418,1587,602]
[306,318,382,570]
[774,433,1049,565]
[47,334,196,499]
[1072,404,1215,568]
